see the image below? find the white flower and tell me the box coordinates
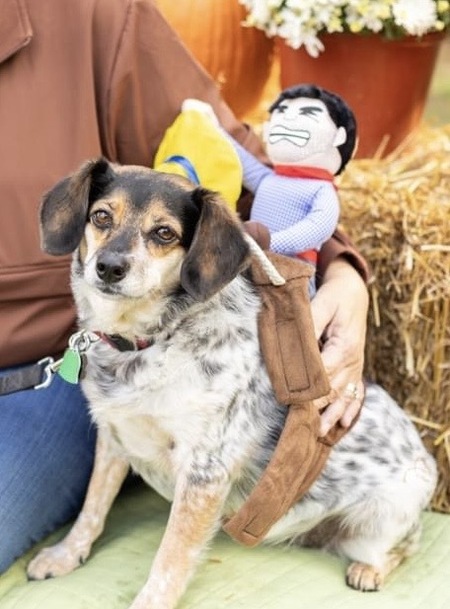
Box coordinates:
[344,0,391,34]
[240,0,272,28]
[239,0,448,56]
[392,0,438,35]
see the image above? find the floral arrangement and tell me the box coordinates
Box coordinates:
[239,0,450,57]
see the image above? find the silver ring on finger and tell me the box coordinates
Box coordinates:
[344,382,361,401]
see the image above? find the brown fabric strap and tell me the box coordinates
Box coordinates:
[251,253,331,405]
[224,253,335,545]
[223,405,360,546]
[224,253,363,546]
[223,401,321,545]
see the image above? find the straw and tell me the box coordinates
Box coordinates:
[337,124,450,512]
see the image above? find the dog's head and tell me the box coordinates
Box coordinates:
[40,158,250,301]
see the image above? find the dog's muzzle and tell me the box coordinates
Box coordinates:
[96,251,130,284]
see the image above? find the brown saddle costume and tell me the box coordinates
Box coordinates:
[223,252,358,546]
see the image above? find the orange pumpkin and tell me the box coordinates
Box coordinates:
[155,0,274,119]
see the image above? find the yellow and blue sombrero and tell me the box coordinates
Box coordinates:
[154,100,243,211]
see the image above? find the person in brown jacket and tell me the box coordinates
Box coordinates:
[0,0,369,573]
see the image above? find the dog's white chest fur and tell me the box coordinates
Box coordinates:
[85,353,223,501]
[80,278,272,503]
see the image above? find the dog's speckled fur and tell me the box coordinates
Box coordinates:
[28,159,437,609]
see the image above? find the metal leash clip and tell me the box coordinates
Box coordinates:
[34,330,99,389]
[34,356,63,390]
[68,330,99,352]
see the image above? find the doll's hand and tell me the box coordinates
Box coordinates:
[243,221,271,250]
[310,258,368,436]
[182,99,220,127]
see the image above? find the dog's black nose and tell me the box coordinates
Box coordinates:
[96,252,129,284]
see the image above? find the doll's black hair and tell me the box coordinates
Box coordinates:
[269,84,357,174]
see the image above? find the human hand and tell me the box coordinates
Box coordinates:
[311,258,369,436]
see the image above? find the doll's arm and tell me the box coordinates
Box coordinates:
[270,185,340,256]
[224,133,272,193]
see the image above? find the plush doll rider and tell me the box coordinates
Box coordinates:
[154,86,356,295]
[230,84,357,280]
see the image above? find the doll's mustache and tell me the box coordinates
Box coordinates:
[268,125,310,147]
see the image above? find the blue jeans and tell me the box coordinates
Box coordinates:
[0,365,96,573]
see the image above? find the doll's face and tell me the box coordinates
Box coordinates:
[265,97,347,171]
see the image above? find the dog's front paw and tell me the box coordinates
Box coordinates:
[346,561,383,592]
[27,543,88,580]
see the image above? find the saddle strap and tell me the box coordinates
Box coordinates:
[223,252,352,546]
[223,401,326,545]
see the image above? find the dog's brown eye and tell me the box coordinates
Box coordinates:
[154,226,177,243]
[90,210,112,229]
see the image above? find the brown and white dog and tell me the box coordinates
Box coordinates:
[28,159,437,609]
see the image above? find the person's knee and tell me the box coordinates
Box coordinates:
[0,375,96,572]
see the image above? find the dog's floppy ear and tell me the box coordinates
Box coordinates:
[180,188,250,301]
[40,157,115,255]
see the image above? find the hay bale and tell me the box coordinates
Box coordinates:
[337,124,450,513]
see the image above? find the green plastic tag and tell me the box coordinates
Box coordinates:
[58,348,83,384]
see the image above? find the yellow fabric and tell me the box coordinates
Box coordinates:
[154,109,243,210]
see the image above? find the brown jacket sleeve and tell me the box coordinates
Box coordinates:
[317,228,372,285]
